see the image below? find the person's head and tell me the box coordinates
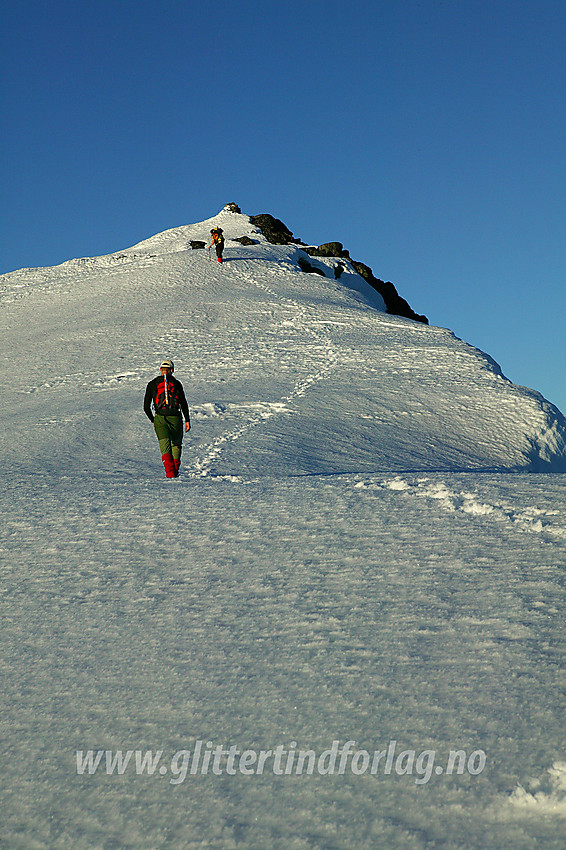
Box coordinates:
[160,358,174,375]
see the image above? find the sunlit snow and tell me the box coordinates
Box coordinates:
[1,206,565,849]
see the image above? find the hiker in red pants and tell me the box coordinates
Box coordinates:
[144,360,191,477]
[209,227,225,263]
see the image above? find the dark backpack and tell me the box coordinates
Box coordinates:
[154,376,181,415]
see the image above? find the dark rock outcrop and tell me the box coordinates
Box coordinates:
[249,214,305,245]
[351,260,428,324]
[305,242,350,259]
[298,254,327,276]
[190,240,206,249]
[233,236,259,246]
[250,211,428,324]
[224,202,242,213]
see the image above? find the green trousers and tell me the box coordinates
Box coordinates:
[153,414,183,460]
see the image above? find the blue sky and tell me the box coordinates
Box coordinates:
[2,0,565,414]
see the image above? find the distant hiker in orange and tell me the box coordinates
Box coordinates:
[144,360,191,478]
[209,227,225,263]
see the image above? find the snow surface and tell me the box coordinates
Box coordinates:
[1,207,565,848]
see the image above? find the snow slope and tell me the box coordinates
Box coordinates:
[1,207,565,849]
[2,206,565,478]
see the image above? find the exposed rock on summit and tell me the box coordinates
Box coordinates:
[350,261,428,325]
[249,214,304,246]
[250,211,428,324]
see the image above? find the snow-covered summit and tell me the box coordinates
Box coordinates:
[1,204,565,475]
[125,204,258,258]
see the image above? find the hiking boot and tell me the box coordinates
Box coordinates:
[162,453,176,478]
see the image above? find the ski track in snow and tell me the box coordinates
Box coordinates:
[188,258,340,480]
[355,475,566,539]
[24,370,141,394]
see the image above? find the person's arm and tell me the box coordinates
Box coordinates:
[177,383,191,430]
[143,380,155,422]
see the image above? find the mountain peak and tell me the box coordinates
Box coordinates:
[2,203,565,473]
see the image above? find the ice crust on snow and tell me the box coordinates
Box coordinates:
[1,207,566,849]
[357,475,566,537]
[509,762,566,815]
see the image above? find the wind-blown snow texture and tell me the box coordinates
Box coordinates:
[1,207,565,849]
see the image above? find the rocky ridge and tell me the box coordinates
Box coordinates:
[247,209,428,324]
